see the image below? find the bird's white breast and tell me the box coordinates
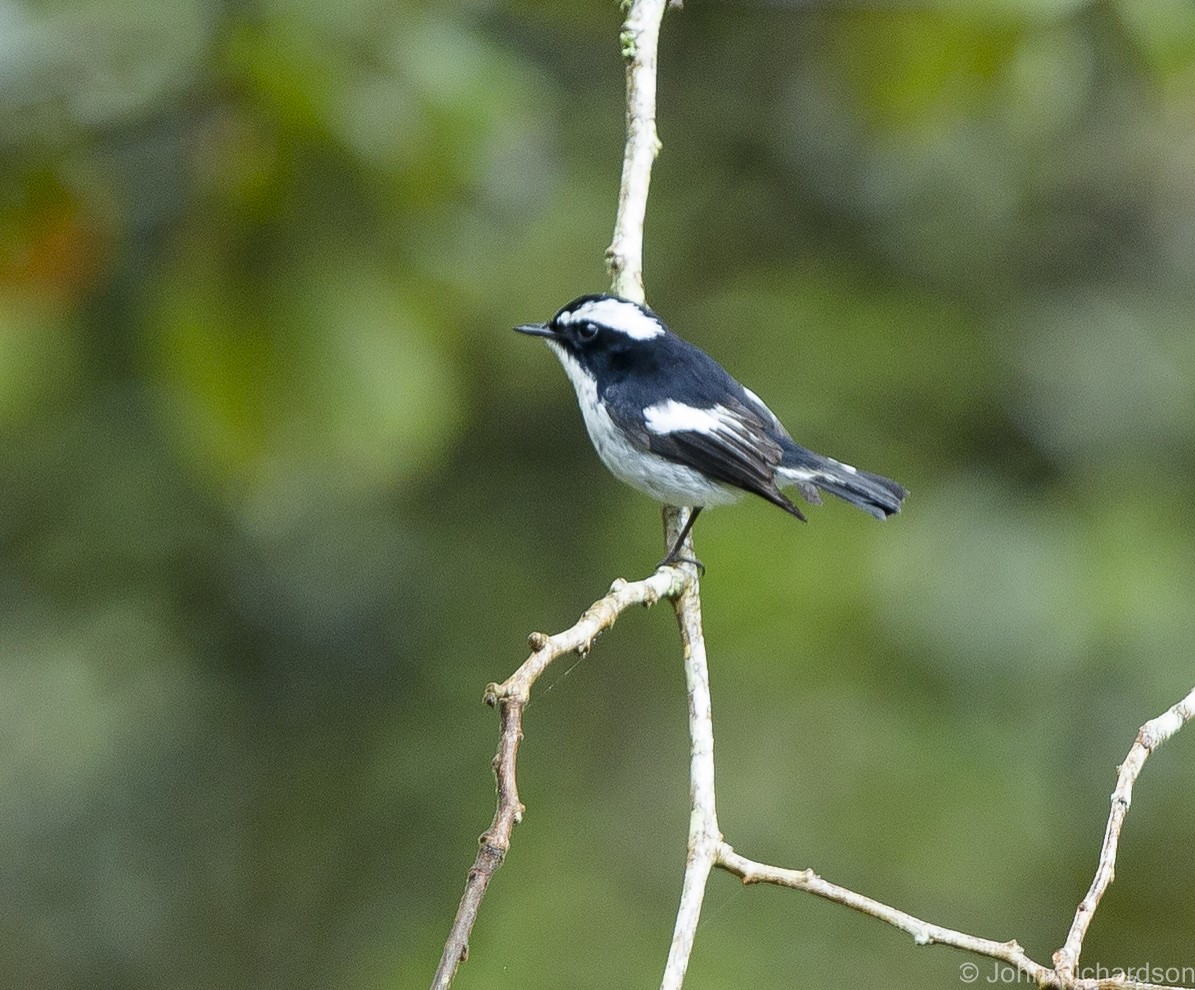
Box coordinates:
[546,343,739,506]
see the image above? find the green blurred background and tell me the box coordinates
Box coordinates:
[3,0,1195,987]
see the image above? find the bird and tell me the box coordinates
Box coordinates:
[514,293,907,567]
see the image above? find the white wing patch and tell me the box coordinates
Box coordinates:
[558,297,664,341]
[643,400,734,437]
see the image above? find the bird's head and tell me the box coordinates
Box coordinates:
[514,294,668,378]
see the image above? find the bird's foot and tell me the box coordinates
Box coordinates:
[657,552,705,576]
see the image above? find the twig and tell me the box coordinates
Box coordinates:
[717,843,1053,981]
[1053,685,1195,983]
[706,684,1195,990]
[660,508,718,990]
[607,0,669,304]
[716,842,1190,990]
[430,567,689,990]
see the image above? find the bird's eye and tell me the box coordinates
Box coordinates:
[577,322,599,341]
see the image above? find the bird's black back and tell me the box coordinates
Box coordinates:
[594,330,765,427]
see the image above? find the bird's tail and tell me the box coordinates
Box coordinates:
[777,444,906,520]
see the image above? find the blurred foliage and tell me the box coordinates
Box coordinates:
[2,0,1194,988]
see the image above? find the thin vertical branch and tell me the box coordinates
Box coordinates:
[660,507,721,990]
[607,0,669,303]
[600,4,726,985]
[1053,685,1195,983]
[429,697,525,990]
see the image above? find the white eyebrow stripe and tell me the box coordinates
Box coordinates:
[559,298,664,340]
[644,400,739,436]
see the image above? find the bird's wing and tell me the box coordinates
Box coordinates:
[628,398,806,518]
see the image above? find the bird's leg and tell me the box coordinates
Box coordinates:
[658,506,704,573]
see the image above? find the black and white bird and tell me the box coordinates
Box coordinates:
[515,294,907,566]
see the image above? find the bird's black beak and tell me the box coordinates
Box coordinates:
[514,322,554,338]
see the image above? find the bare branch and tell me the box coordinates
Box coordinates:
[598,2,728,982]
[716,841,1191,990]
[717,843,1055,982]
[607,0,669,303]
[430,566,688,990]
[1053,685,1195,983]
[660,508,719,990]
[709,680,1195,990]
